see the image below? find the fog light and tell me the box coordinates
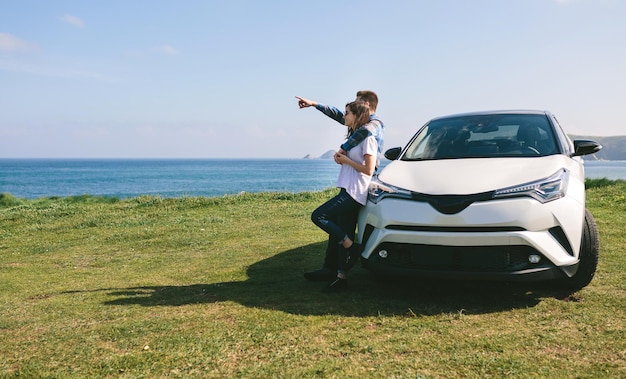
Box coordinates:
[528,254,541,264]
[378,250,388,259]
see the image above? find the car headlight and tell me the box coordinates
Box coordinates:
[368,176,413,204]
[493,169,570,203]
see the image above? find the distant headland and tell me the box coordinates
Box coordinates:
[303,150,336,159]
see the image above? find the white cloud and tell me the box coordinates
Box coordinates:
[0,58,115,81]
[60,14,85,28]
[0,33,37,52]
[126,45,181,57]
[151,44,180,55]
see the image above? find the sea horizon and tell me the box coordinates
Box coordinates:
[1,158,625,200]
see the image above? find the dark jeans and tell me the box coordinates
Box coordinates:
[311,188,362,272]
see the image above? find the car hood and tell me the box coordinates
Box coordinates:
[378,156,572,195]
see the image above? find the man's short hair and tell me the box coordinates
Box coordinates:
[356,90,378,112]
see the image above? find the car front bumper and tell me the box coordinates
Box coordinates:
[357,194,585,281]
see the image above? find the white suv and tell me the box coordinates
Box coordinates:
[357,110,601,290]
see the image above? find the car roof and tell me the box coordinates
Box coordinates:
[430,110,552,121]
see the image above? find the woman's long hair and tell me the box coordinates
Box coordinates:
[345,101,370,138]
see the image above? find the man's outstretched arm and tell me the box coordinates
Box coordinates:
[295,96,345,125]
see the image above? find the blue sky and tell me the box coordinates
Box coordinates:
[1,0,624,158]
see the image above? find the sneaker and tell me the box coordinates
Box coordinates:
[304,267,336,282]
[345,243,363,270]
[322,278,348,293]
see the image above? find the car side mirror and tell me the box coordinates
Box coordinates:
[572,140,602,157]
[384,147,402,160]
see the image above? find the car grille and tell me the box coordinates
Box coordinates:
[373,242,544,272]
[386,225,526,232]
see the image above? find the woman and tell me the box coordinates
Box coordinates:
[307,101,379,292]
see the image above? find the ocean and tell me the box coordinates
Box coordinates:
[1,159,625,200]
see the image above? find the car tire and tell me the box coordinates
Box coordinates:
[557,208,600,291]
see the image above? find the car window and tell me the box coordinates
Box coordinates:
[402,114,560,160]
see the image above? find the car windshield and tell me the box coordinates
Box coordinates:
[402,114,560,160]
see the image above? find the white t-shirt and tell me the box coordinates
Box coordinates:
[336,135,378,205]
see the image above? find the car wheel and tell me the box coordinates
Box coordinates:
[557,208,600,291]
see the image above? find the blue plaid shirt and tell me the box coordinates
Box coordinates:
[315,104,385,170]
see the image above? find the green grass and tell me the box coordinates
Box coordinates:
[1,181,625,378]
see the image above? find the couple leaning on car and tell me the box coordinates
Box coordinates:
[295,90,385,293]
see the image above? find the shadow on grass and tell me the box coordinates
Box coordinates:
[95,242,576,316]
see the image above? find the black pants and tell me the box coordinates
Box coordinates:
[311,188,361,272]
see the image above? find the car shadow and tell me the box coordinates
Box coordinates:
[90,242,579,316]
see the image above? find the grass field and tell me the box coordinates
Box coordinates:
[1,180,624,378]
